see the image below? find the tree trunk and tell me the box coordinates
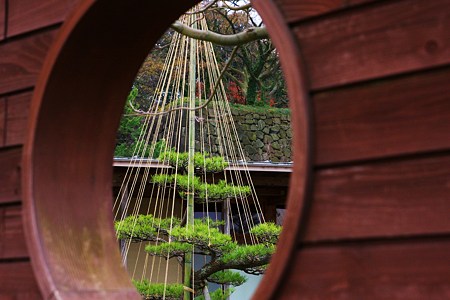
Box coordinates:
[246,77,258,105]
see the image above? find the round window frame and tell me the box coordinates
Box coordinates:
[22,0,312,299]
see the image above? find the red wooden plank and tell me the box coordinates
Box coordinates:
[0,147,21,204]
[7,0,77,37]
[0,261,42,299]
[305,154,450,242]
[0,97,5,146]
[0,205,28,259]
[0,29,57,95]
[278,238,450,299]
[0,0,5,41]
[274,0,372,23]
[314,67,450,165]
[5,92,32,146]
[294,0,450,90]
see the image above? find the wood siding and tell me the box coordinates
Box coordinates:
[0,205,28,259]
[0,30,57,95]
[278,238,450,299]
[0,1,69,297]
[7,0,77,37]
[0,0,449,299]
[295,0,450,91]
[270,0,450,298]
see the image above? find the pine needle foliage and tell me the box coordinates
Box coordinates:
[158,150,229,173]
[151,174,251,203]
[134,281,184,300]
[116,151,282,299]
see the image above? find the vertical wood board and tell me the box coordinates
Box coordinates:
[7,0,77,37]
[305,153,450,241]
[278,238,450,299]
[0,205,28,259]
[314,67,450,165]
[0,30,57,95]
[295,0,450,90]
[5,92,32,146]
[0,147,21,204]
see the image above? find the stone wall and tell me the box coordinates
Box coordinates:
[206,106,292,162]
[154,105,292,162]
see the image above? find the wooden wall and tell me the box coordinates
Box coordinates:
[0,0,449,299]
[0,1,78,298]
[268,0,450,298]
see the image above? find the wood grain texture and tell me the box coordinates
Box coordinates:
[305,153,450,242]
[314,67,450,165]
[277,238,450,299]
[21,0,202,298]
[0,147,21,204]
[295,0,450,90]
[274,0,372,23]
[5,92,32,146]
[251,0,314,299]
[0,261,42,299]
[0,205,28,259]
[0,97,5,146]
[0,30,57,95]
[0,0,5,41]
[7,0,78,37]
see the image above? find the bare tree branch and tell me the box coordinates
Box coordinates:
[126,46,240,117]
[171,21,268,46]
[221,1,252,11]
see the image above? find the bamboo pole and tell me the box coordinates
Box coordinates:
[184,13,197,300]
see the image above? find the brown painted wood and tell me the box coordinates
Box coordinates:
[278,238,450,299]
[252,0,314,299]
[305,153,450,242]
[295,0,450,90]
[0,147,21,204]
[0,30,57,96]
[0,261,42,299]
[274,0,373,23]
[5,92,32,146]
[0,97,5,146]
[7,0,77,37]
[0,0,5,41]
[22,0,214,298]
[0,0,445,299]
[314,67,450,165]
[0,204,28,259]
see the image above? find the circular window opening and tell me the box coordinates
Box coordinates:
[112,3,292,299]
[23,0,311,299]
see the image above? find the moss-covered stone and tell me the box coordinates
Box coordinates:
[240,135,250,145]
[256,131,264,140]
[244,145,257,155]
[258,120,265,129]
[255,140,264,149]
[271,125,280,133]
[264,135,273,143]
[271,141,281,150]
[271,134,280,141]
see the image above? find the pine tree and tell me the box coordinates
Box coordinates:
[115,150,281,300]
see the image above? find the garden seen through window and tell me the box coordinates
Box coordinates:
[112,2,292,299]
